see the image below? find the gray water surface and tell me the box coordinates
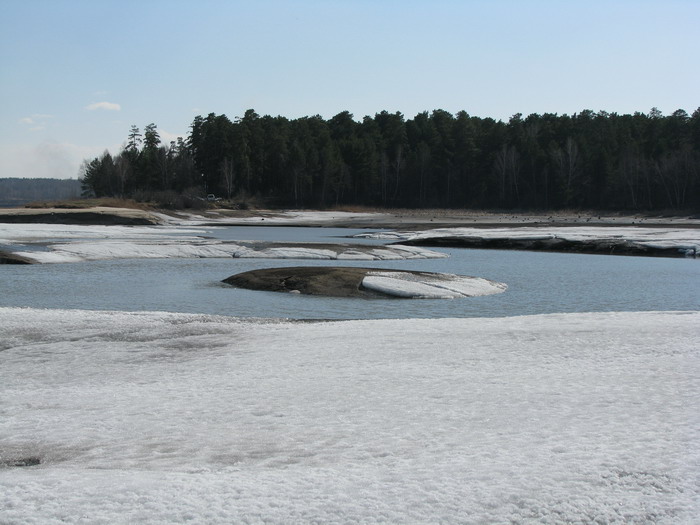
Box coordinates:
[1,227,698,319]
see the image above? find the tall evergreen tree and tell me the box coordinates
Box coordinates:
[77,107,700,211]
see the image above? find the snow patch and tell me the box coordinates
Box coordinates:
[362,271,507,298]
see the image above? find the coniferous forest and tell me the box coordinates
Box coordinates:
[79,108,700,211]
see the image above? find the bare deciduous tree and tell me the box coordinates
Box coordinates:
[220,157,235,199]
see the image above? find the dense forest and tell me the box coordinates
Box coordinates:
[79,108,700,211]
[0,178,81,207]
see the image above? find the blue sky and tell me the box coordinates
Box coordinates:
[1,0,698,180]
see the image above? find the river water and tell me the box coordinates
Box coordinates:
[2,226,698,320]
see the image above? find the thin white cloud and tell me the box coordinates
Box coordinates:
[18,114,54,129]
[85,101,121,111]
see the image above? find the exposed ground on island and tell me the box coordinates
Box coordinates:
[224,266,379,297]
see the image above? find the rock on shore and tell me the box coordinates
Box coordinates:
[398,235,696,257]
[223,266,507,299]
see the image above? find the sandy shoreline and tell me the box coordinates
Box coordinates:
[1,206,698,229]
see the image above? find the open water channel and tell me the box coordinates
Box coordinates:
[2,226,699,320]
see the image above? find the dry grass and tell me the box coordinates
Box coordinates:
[24,198,154,210]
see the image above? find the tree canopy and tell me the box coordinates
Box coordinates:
[79,108,700,210]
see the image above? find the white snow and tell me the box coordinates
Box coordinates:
[155,210,389,226]
[0,222,203,242]
[356,226,700,257]
[1,308,698,524]
[6,222,699,263]
[1,223,445,263]
[13,240,239,263]
[362,271,507,298]
[11,241,445,263]
[230,243,446,261]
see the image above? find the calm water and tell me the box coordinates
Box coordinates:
[1,226,699,320]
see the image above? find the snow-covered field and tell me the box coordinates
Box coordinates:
[2,308,698,524]
[2,216,699,522]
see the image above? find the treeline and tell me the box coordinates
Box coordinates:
[80,108,700,210]
[0,178,81,207]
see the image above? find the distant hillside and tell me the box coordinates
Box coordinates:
[0,178,82,207]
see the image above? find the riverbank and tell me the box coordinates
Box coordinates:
[0,206,159,225]
[2,206,699,260]
[1,205,699,229]
[169,208,700,230]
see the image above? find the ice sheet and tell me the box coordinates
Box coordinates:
[1,308,698,524]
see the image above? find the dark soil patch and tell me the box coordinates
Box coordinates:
[0,211,156,226]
